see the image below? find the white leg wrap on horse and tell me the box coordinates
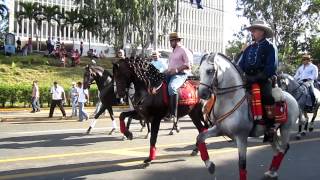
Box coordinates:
[112,120,117,129]
[204,160,212,168]
[264,170,278,178]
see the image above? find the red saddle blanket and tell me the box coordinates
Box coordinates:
[162,80,199,106]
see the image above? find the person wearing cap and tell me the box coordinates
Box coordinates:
[294,53,318,110]
[165,32,193,121]
[31,80,40,113]
[70,81,79,117]
[150,51,167,73]
[238,21,278,142]
[49,81,67,119]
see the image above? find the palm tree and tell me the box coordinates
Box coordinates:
[42,5,60,39]
[33,5,45,51]
[64,8,79,48]
[15,2,39,37]
[0,0,8,21]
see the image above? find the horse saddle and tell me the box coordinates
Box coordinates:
[250,83,288,124]
[162,80,199,106]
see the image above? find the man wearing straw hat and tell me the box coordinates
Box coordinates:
[294,53,318,111]
[238,21,278,142]
[165,32,193,122]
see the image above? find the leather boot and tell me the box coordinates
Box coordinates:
[169,94,178,121]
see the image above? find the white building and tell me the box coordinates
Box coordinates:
[8,0,224,55]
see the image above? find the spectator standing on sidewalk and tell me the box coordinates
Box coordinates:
[31,80,40,113]
[28,37,32,54]
[49,81,67,119]
[80,41,84,56]
[70,82,78,117]
[77,81,89,121]
[16,37,21,53]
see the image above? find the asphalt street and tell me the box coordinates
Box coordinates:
[1,108,320,180]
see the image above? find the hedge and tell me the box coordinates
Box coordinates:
[0,84,99,108]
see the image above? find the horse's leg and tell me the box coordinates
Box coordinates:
[296,110,304,140]
[119,111,134,140]
[189,107,209,156]
[197,126,220,174]
[105,105,117,135]
[86,104,107,134]
[264,127,290,179]
[309,104,319,132]
[126,117,133,131]
[143,117,161,167]
[302,112,309,136]
[235,136,248,180]
[145,122,150,139]
[140,119,146,132]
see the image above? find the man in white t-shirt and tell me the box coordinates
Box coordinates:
[77,81,89,121]
[49,81,67,118]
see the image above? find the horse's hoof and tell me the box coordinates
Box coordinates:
[124,131,133,140]
[301,131,306,136]
[140,127,145,132]
[205,161,215,174]
[122,136,127,141]
[309,123,314,132]
[86,127,92,134]
[295,134,301,140]
[168,130,174,135]
[176,126,180,133]
[309,127,314,132]
[108,128,116,135]
[144,134,149,139]
[264,170,278,179]
[190,149,198,156]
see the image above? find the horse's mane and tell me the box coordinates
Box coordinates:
[125,57,166,88]
[88,65,113,78]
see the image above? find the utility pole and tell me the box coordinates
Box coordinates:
[153,0,158,50]
[175,0,179,32]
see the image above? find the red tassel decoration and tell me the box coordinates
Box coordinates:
[251,83,262,120]
[239,169,247,180]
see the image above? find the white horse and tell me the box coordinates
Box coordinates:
[278,73,320,139]
[197,53,299,180]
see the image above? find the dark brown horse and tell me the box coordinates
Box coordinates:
[112,57,209,166]
[83,64,149,138]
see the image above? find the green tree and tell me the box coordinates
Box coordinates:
[42,5,60,38]
[16,2,40,37]
[236,0,319,62]
[64,8,79,48]
[309,36,320,61]
[0,0,8,21]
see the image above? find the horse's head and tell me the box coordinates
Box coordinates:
[277,73,291,91]
[83,64,104,89]
[113,58,133,98]
[198,53,217,100]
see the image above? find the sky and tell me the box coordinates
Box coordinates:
[223,0,249,46]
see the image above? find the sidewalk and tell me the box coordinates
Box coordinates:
[0,106,129,122]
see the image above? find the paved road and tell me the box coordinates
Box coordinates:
[1,109,320,180]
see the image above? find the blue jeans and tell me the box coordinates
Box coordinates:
[71,97,78,116]
[167,73,188,96]
[78,102,88,121]
[31,97,40,111]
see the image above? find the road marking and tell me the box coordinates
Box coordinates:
[0,137,319,180]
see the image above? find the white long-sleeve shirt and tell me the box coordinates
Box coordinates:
[294,63,318,82]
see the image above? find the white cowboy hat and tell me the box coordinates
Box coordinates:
[245,20,274,38]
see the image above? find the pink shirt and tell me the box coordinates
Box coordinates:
[32,85,39,98]
[168,45,193,74]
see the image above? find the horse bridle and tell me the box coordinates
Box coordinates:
[199,56,245,96]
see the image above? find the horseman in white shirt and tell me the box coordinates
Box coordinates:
[294,54,318,109]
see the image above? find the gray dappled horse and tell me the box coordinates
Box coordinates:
[197,53,299,180]
[278,73,320,139]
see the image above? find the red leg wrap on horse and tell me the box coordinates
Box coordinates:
[198,142,209,161]
[120,119,126,134]
[269,152,284,171]
[239,169,247,180]
[149,146,156,160]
